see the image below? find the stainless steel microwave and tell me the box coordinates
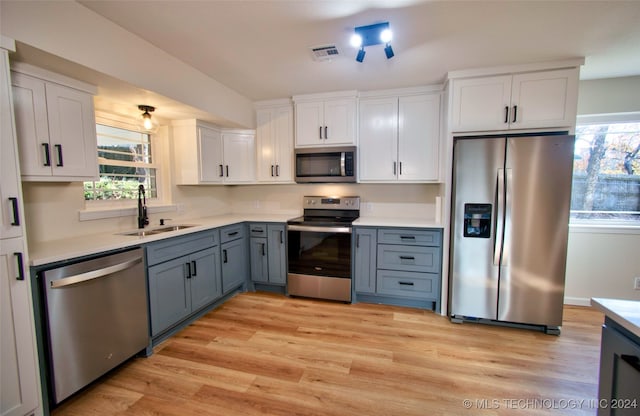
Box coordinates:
[294,146,357,183]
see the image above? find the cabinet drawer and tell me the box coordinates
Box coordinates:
[377,228,441,246]
[249,223,267,237]
[377,244,440,273]
[220,223,246,243]
[376,270,438,300]
[146,230,218,266]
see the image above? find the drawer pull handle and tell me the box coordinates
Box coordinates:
[42,143,51,166]
[252,228,264,233]
[399,256,415,261]
[223,249,228,263]
[228,231,239,237]
[400,236,416,240]
[9,197,20,226]
[261,243,266,256]
[398,281,414,286]
[54,144,64,167]
[191,260,197,277]
[621,355,640,372]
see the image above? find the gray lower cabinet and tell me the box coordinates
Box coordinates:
[598,318,640,416]
[354,226,442,312]
[146,230,220,337]
[221,224,248,293]
[354,228,377,294]
[249,223,286,286]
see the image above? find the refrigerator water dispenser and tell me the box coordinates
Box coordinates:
[463,203,491,238]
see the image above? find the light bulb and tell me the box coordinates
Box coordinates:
[350,33,362,48]
[380,28,392,43]
[143,114,153,130]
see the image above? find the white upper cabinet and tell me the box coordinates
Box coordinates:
[450,67,579,133]
[359,91,441,183]
[293,91,357,147]
[11,65,98,181]
[1,51,22,239]
[173,120,255,185]
[255,101,294,183]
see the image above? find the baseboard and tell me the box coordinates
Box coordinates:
[564,296,591,306]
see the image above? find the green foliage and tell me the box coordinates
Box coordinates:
[84,177,143,200]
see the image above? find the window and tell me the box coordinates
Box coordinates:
[570,114,640,225]
[84,122,158,201]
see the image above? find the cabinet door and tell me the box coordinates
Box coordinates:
[354,228,377,294]
[267,224,286,285]
[221,238,248,293]
[1,53,23,240]
[11,72,51,177]
[358,97,398,181]
[450,75,512,132]
[148,256,191,336]
[199,126,224,183]
[189,247,221,311]
[249,237,268,283]
[295,101,324,147]
[398,94,440,181]
[1,238,40,416]
[510,68,578,130]
[44,82,97,179]
[222,133,255,183]
[324,98,356,146]
[256,109,275,182]
[273,107,294,182]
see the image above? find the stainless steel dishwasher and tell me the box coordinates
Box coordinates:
[42,247,149,404]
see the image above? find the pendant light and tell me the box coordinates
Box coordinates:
[138,105,159,133]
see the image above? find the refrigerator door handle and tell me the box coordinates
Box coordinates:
[493,168,505,266]
[502,168,513,266]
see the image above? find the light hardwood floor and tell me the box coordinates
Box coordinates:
[53,292,604,416]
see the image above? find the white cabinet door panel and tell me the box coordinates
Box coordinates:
[359,97,398,181]
[510,68,578,129]
[399,94,440,181]
[199,127,223,183]
[223,133,255,183]
[1,238,39,416]
[295,101,324,147]
[45,82,97,178]
[324,98,356,146]
[11,73,50,177]
[450,75,512,132]
[273,106,293,182]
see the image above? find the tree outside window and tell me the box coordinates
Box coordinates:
[571,120,640,224]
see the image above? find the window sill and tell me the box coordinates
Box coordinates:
[569,223,640,235]
[79,204,177,221]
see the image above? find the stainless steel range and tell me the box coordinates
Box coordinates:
[287,196,360,302]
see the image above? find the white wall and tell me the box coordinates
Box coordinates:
[0,0,254,128]
[563,76,640,305]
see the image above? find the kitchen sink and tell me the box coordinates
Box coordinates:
[118,224,197,237]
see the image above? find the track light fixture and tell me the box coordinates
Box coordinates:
[350,21,395,63]
[138,105,158,133]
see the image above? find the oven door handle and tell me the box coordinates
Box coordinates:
[287,224,352,234]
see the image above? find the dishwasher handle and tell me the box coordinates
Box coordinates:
[50,257,143,289]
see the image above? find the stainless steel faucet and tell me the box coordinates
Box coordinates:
[137,184,149,229]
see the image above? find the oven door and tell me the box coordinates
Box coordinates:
[287,224,353,302]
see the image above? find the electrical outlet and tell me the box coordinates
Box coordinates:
[635,277,640,290]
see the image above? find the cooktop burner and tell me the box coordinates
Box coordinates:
[287,196,361,226]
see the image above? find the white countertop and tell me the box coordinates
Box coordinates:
[591,298,640,338]
[28,213,294,267]
[29,213,444,267]
[353,216,444,229]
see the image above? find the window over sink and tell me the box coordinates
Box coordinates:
[83,113,159,202]
[570,113,640,226]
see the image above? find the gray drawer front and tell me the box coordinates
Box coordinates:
[376,270,438,299]
[220,223,246,244]
[377,244,440,273]
[377,228,441,246]
[146,230,218,266]
[249,223,267,237]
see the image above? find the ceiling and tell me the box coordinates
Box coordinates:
[10,1,640,123]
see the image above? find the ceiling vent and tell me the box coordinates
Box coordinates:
[310,45,340,62]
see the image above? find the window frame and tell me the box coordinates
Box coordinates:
[570,112,640,227]
[84,112,164,210]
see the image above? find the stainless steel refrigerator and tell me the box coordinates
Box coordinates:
[449,134,575,334]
